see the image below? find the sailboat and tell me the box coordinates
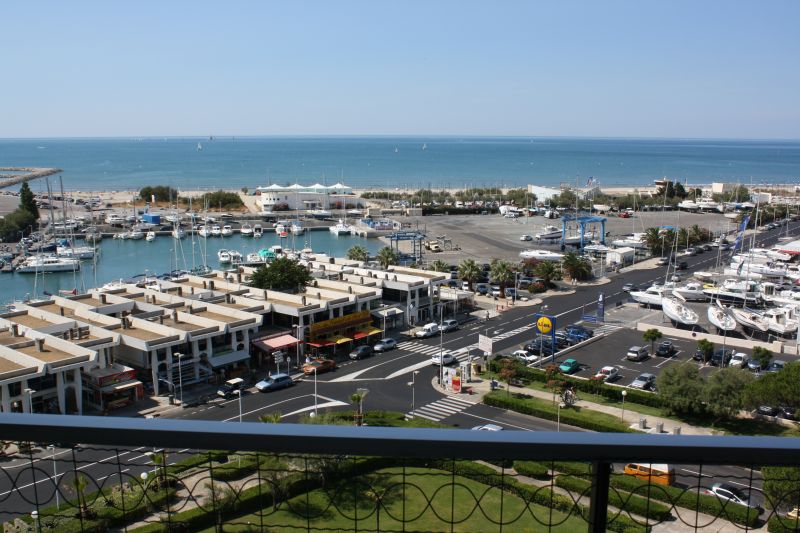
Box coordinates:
[291,221,305,235]
[422,143,427,150]
[145,231,156,242]
[662,297,699,326]
[731,307,769,332]
[707,301,736,331]
[394,147,399,153]
[197,142,203,152]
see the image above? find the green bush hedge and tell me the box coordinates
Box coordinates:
[609,473,759,527]
[484,391,635,433]
[488,358,665,409]
[513,460,551,480]
[768,514,800,532]
[556,474,672,523]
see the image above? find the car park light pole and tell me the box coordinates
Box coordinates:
[23,388,35,413]
[175,352,184,406]
[621,390,628,421]
[235,389,243,422]
[313,367,318,416]
[439,305,445,386]
[47,445,59,509]
[408,370,420,417]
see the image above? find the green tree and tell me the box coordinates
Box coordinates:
[655,362,705,415]
[533,261,561,287]
[763,466,800,510]
[673,182,687,199]
[696,339,714,363]
[72,473,91,518]
[346,245,369,262]
[703,368,754,422]
[18,182,39,219]
[375,247,399,269]
[250,256,312,292]
[752,346,773,370]
[561,252,592,281]
[489,259,514,297]
[642,328,663,352]
[139,185,179,203]
[457,259,482,291]
[552,188,578,208]
[499,358,519,396]
[744,361,800,409]
[429,259,450,273]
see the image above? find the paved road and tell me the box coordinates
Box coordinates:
[1,220,796,519]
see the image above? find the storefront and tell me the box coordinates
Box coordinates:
[84,364,144,412]
[252,333,301,368]
[307,311,382,357]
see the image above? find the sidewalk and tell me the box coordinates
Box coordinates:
[441,373,716,436]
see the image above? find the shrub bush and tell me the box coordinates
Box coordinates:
[555,475,672,522]
[513,460,551,480]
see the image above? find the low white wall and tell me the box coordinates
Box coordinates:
[636,322,785,353]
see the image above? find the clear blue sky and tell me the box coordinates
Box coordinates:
[2,1,798,139]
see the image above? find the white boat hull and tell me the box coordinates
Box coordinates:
[662,298,699,325]
[707,305,736,331]
[630,291,663,307]
[731,308,769,332]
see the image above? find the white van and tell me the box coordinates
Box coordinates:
[415,323,440,338]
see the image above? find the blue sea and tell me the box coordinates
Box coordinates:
[1,136,799,192]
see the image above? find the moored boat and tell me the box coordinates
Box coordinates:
[662,297,699,326]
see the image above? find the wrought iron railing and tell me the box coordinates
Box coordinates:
[1,413,800,532]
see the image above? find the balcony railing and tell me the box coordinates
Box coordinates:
[1,413,800,532]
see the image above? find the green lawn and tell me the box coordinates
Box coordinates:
[206,467,590,532]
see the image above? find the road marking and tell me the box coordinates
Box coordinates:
[219,394,319,422]
[456,411,538,432]
[282,400,349,418]
[407,396,476,422]
[680,468,712,478]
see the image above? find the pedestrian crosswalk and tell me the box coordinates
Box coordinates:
[396,341,479,363]
[407,395,476,422]
[593,323,624,335]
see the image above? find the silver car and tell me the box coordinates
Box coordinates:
[373,338,397,352]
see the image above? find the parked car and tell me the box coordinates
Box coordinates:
[655,341,676,357]
[553,332,571,349]
[302,358,336,375]
[729,353,748,368]
[373,338,397,352]
[349,345,374,360]
[676,261,689,270]
[525,339,556,356]
[622,282,637,292]
[701,244,712,251]
[505,288,518,300]
[766,360,786,373]
[685,247,697,256]
[559,358,581,374]
[519,234,533,241]
[778,406,797,420]
[757,405,780,417]
[512,349,540,365]
[491,285,502,297]
[217,377,246,398]
[564,324,593,340]
[431,352,457,365]
[705,483,759,509]
[629,373,657,391]
[594,366,619,382]
[747,358,768,372]
[627,345,649,362]
[415,323,440,338]
[656,257,669,266]
[441,319,459,333]
[670,273,683,283]
[710,348,734,367]
[255,373,294,392]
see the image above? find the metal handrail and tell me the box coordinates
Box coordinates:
[2,413,799,465]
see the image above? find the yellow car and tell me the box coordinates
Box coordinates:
[788,507,800,521]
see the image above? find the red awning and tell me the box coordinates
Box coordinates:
[352,331,368,340]
[253,334,300,351]
[306,340,333,348]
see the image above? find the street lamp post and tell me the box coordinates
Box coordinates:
[407,370,420,417]
[235,389,243,422]
[356,387,369,425]
[47,445,59,509]
[313,367,318,415]
[31,511,40,533]
[23,388,35,413]
[621,390,628,422]
[438,304,444,386]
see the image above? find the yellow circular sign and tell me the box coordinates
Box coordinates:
[536,316,553,334]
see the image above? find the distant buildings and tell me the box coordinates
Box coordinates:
[256,182,358,212]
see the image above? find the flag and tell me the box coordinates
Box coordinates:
[586,177,594,187]
[731,215,750,257]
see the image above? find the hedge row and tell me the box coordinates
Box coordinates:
[555,474,673,523]
[488,357,665,409]
[768,515,800,532]
[513,460,551,480]
[424,460,649,533]
[609,472,760,527]
[484,391,635,433]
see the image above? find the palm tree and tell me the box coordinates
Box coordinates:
[489,260,514,297]
[533,261,560,288]
[688,225,704,246]
[429,259,450,273]
[642,328,662,353]
[457,259,482,291]
[73,473,90,518]
[375,247,399,270]
[346,245,369,262]
[561,252,591,281]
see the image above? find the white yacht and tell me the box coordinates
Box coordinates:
[217,249,232,263]
[228,250,243,263]
[662,297,699,326]
[611,233,648,249]
[128,229,144,240]
[145,231,156,242]
[518,249,564,262]
[533,225,562,241]
[198,226,211,238]
[629,284,668,307]
[702,279,762,306]
[762,307,799,336]
[253,224,263,238]
[172,227,185,239]
[105,213,124,225]
[221,225,233,237]
[291,221,305,235]
[707,302,737,332]
[56,244,96,260]
[329,220,351,235]
[275,223,288,235]
[677,200,700,211]
[697,199,721,212]
[211,225,222,237]
[240,223,253,237]
[309,209,332,219]
[750,248,792,262]
[731,308,769,332]
[671,282,708,302]
[17,255,81,273]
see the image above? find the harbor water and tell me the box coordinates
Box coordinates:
[0,230,384,304]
